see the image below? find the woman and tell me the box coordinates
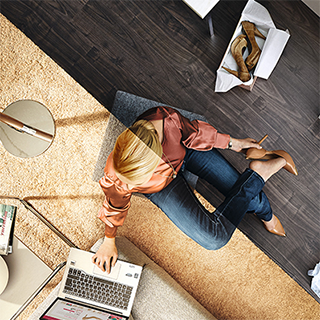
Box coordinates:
[93,106,295,273]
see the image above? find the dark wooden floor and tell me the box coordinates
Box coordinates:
[2,0,319,302]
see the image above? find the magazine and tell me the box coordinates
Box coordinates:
[0,204,17,255]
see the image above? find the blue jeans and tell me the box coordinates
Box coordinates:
[145,148,272,250]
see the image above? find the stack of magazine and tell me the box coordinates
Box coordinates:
[0,204,17,255]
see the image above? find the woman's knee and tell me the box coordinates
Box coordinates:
[194,231,232,251]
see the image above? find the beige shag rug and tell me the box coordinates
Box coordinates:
[0,14,319,320]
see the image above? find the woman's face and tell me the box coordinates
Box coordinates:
[115,171,154,190]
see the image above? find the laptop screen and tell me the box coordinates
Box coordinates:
[40,298,127,320]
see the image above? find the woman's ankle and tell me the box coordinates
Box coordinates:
[262,214,276,227]
[249,158,286,182]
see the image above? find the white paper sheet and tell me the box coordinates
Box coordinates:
[254,28,290,79]
[215,0,290,92]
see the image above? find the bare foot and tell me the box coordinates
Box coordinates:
[249,158,286,182]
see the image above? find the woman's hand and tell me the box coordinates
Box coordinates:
[230,137,262,153]
[92,237,118,273]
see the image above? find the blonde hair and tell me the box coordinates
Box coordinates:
[113,120,163,183]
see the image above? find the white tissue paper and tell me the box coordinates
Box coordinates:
[308,262,320,298]
[215,0,290,92]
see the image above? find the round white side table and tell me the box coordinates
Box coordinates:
[0,100,55,158]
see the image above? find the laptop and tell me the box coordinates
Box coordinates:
[40,248,143,320]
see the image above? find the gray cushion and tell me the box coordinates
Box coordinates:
[111,90,207,128]
[92,90,207,188]
[92,237,217,320]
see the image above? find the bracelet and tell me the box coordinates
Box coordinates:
[228,137,233,150]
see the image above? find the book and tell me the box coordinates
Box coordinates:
[0,204,17,255]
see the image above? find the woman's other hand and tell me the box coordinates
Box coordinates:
[92,237,118,273]
[231,138,262,153]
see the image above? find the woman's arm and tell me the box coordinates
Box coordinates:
[171,108,261,152]
[97,192,131,238]
[93,154,132,271]
[98,153,132,237]
[228,137,262,153]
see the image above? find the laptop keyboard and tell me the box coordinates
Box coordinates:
[63,267,133,310]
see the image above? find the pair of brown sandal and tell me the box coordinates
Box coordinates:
[222,21,266,82]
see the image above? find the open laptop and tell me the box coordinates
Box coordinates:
[40,248,142,320]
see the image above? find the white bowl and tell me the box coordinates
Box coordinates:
[0,256,9,295]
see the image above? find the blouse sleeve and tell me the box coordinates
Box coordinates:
[98,173,132,238]
[173,109,230,150]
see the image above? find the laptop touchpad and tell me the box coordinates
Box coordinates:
[93,262,121,280]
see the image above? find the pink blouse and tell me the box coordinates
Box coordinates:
[98,106,230,237]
